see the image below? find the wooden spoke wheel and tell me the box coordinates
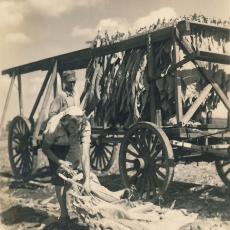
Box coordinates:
[8,116,37,180]
[215,159,230,188]
[119,122,174,199]
[90,135,118,171]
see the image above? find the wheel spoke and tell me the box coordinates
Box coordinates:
[12,131,21,139]
[15,154,22,166]
[103,151,109,164]
[149,174,157,197]
[151,145,163,160]
[224,168,230,176]
[12,138,20,145]
[13,151,21,158]
[127,147,139,158]
[90,154,96,166]
[17,159,24,171]
[146,177,150,199]
[16,122,23,134]
[90,149,95,158]
[95,156,99,168]
[125,158,135,163]
[156,168,166,180]
[140,129,148,150]
[129,137,141,153]
[139,173,146,197]
[104,146,112,155]
[126,166,136,172]
[101,153,107,167]
[150,136,159,154]
[99,155,103,169]
[152,172,161,190]
[222,160,230,167]
[136,130,148,153]
[14,124,21,135]
[146,130,153,149]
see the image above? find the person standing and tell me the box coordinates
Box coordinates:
[49,70,80,118]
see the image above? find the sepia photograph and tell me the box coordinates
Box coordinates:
[0,0,230,229]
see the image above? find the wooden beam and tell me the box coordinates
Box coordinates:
[175,29,230,112]
[177,20,230,35]
[2,21,229,77]
[17,74,23,116]
[194,50,230,65]
[172,33,183,124]
[29,68,52,121]
[147,34,157,123]
[182,84,212,126]
[0,74,16,132]
[1,26,174,76]
[171,140,229,158]
[32,61,57,146]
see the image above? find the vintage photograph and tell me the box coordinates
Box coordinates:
[0,0,230,229]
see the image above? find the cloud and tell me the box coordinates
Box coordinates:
[5,33,31,44]
[0,1,27,28]
[71,26,95,37]
[133,7,177,30]
[71,7,176,39]
[97,18,129,33]
[71,17,129,38]
[28,0,108,17]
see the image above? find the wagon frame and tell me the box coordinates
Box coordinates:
[1,20,230,198]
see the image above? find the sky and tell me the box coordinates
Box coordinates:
[0,0,230,126]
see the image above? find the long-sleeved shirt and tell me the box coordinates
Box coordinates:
[49,91,80,118]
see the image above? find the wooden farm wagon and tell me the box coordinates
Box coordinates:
[1,20,230,199]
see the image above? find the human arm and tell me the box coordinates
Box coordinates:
[80,120,91,193]
[42,140,72,168]
[42,140,61,165]
[49,94,67,118]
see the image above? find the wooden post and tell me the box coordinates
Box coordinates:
[0,74,16,132]
[147,34,157,123]
[32,61,57,146]
[172,33,183,124]
[17,74,23,116]
[53,77,57,98]
[29,68,52,121]
[156,109,162,126]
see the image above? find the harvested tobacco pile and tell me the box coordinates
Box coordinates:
[81,14,230,127]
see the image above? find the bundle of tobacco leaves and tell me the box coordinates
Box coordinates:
[81,14,230,127]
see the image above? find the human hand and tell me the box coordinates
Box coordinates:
[59,160,72,170]
[81,180,91,195]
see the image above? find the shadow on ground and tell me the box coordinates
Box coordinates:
[98,174,230,221]
[0,205,88,230]
[165,180,230,221]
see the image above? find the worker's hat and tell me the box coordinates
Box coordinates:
[62,70,76,82]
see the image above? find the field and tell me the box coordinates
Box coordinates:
[0,134,230,230]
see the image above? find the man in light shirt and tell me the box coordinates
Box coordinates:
[49,70,80,118]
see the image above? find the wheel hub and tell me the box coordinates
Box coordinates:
[133,158,146,170]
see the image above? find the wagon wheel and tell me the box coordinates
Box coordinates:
[215,159,230,188]
[119,122,174,199]
[8,116,37,180]
[90,135,118,171]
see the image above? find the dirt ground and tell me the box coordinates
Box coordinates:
[0,135,230,230]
